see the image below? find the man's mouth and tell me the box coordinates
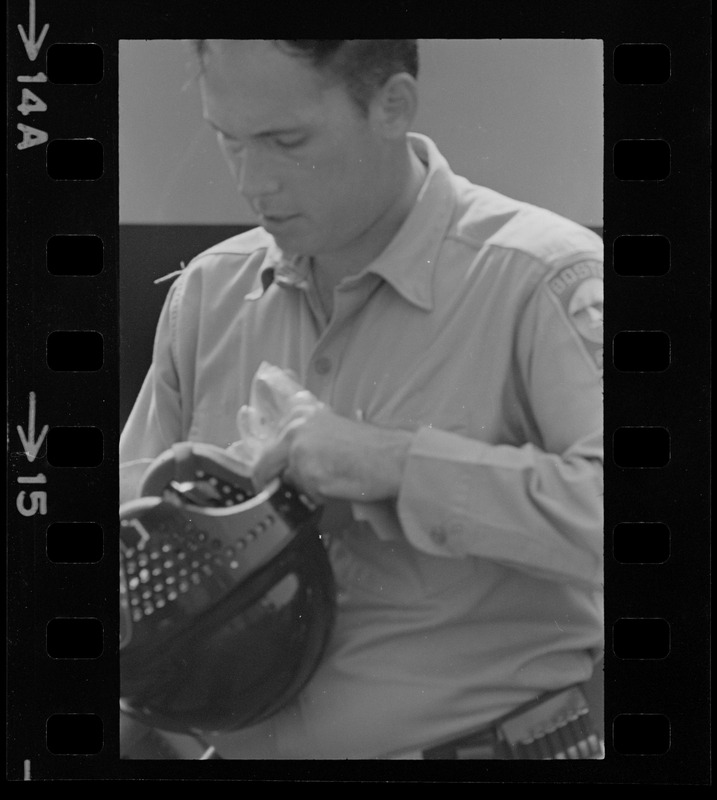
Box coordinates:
[262,213,298,225]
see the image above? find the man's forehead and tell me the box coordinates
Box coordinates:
[199,40,337,130]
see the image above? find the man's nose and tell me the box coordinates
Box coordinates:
[237,148,280,201]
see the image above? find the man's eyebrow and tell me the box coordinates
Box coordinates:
[204,118,305,140]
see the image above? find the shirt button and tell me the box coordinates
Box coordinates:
[314,356,332,375]
[430,526,447,545]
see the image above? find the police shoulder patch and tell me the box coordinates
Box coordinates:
[546,260,603,371]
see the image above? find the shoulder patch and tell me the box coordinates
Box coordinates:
[546,260,603,370]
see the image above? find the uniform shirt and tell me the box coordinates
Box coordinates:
[120,134,604,759]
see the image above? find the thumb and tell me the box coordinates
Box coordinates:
[252,438,291,492]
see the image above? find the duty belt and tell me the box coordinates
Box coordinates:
[421,685,603,760]
[125,683,603,760]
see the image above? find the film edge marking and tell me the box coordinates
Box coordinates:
[15,0,50,150]
[16,392,49,517]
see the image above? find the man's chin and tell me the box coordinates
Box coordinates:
[265,227,318,259]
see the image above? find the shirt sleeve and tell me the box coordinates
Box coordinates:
[119,276,186,464]
[397,259,604,589]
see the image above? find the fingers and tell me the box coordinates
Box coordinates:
[251,436,291,490]
[251,403,330,496]
[251,409,311,487]
[287,390,323,410]
[279,397,325,430]
[251,409,325,498]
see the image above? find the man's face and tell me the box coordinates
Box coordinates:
[199,41,393,258]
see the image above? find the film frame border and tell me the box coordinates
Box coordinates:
[6,0,711,783]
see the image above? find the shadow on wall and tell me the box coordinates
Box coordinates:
[120,223,604,430]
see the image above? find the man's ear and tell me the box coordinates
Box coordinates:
[369,73,418,139]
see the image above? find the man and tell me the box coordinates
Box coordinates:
[120,39,604,759]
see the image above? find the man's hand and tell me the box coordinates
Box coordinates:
[252,404,414,503]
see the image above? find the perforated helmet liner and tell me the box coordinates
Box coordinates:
[119,443,335,735]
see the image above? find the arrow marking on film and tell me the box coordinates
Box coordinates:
[18,0,49,62]
[17,392,49,463]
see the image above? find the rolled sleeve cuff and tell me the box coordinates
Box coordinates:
[396,426,602,587]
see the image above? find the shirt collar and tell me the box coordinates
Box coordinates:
[252,134,456,310]
[361,133,455,311]
[244,247,307,300]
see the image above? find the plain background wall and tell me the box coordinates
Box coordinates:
[119,39,603,227]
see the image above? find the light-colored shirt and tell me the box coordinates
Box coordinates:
[120,134,604,758]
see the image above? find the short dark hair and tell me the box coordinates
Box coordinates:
[191,40,419,114]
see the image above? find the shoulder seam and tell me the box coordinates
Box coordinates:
[447,236,602,276]
[446,235,548,265]
[167,270,188,368]
[187,245,269,268]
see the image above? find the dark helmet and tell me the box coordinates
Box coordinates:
[119,442,335,736]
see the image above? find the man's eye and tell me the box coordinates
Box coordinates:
[274,135,306,149]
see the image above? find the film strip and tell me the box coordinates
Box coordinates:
[6,0,710,784]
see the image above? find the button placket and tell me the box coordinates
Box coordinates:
[305,274,379,403]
